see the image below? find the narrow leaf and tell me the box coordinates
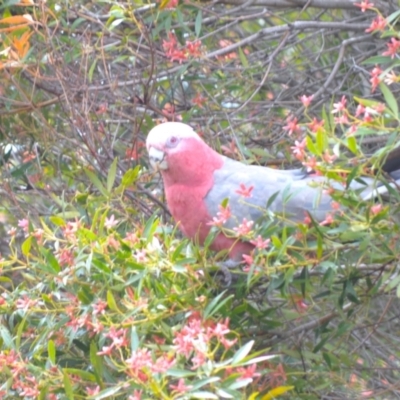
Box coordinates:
[107,157,118,193]
[379,82,398,116]
[232,340,254,364]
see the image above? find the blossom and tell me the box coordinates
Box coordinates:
[354,0,374,12]
[302,156,318,172]
[384,71,398,85]
[237,363,261,380]
[382,38,400,59]
[370,203,383,215]
[208,204,232,227]
[334,114,350,124]
[283,116,301,136]
[235,183,254,198]
[370,66,382,92]
[331,95,347,114]
[160,0,178,8]
[322,150,337,164]
[242,253,253,265]
[134,249,148,263]
[192,92,206,107]
[355,104,366,117]
[300,94,314,107]
[319,213,334,226]
[18,218,29,232]
[291,138,307,161]
[170,378,192,393]
[250,235,270,249]
[365,15,386,32]
[233,218,254,236]
[186,40,202,57]
[308,118,325,133]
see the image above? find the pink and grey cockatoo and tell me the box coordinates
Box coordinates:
[146,122,400,260]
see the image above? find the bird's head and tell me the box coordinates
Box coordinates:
[146,122,203,171]
[146,122,223,185]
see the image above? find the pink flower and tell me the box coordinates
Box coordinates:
[242,253,253,265]
[365,15,386,32]
[308,118,324,133]
[370,66,382,92]
[384,71,398,85]
[235,183,254,198]
[283,116,301,136]
[233,218,254,236]
[373,103,385,113]
[302,156,318,172]
[354,0,374,12]
[105,214,118,229]
[250,235,270,249]
[18,218,29,232]
[208,204,232,227]
[334,114,350,124]
[86,386,100,396]
[237,363,261,380]
[128,390,143,400]
[332,95,347,114]
[382,38,400,59]
[300,94,314,107]
[291,138,307,161]
[151,355,175,373]
[125,348,153,376]
[355,104,366,117]
[97,345,114,356]
[170,378,193,393]
[160,0,178,8]
[134,250,147,263]
[370,204,383,215]
[322,150,337,164]
[319,213,334,226]
[186,40,202,57]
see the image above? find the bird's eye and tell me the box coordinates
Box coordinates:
[167,136,180,148]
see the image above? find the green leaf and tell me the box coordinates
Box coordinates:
[84,168,108,197]
[362,55,392,65]
[107,157,118,192]
[0,325,14,349]
[40,248,61,273]
[90,341,103,382]
[107,290,120,312]
[316,128,326,153]
[379,82,398,116]
[48,340,56,364]
[21,236,32,256]
[195,10,202,37]
[120,166,140,188]
[190,391,219,399]
[62,370,74,400]
[204,291,232,318]
[88,58,97,83]
[232,340,254,364]
[49,216,65,226]
[346,136,358,155]
[238,47,249,68]
[143,213,159,242]
[91,385,123,399]
[261,386,294,399]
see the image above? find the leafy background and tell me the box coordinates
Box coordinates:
[1,0,400,398]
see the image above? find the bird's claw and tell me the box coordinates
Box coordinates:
[215,260,241,286]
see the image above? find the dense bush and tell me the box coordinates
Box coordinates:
[1,0,400,398]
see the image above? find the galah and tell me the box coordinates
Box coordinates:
[146,122,400,260]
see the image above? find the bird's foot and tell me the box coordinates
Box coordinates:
[215,259,241,286]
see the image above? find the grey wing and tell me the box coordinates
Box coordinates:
[205,157,334,228]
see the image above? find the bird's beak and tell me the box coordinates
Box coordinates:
[148,147,168,170]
